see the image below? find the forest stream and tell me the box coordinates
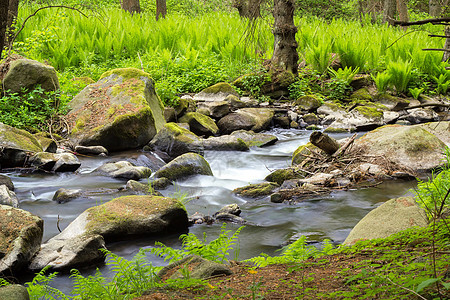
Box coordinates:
[5,128,417,293]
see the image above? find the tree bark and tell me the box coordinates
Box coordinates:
[383,0,397,25]
[156,0,166,21]
[310,131,340,155]
[6,0,19,47]
[396,0,408,23]
[443,26,450,62]
[0,0,9,59]
[429,0,441,17]
[233,0,262,20]
[121,0,141,14]
[271,0,298,75]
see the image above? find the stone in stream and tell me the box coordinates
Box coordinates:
[146,123,204,158]
[66,68,166,152]
[0,284,30,300]
[154,153,213,181]
[0,185,19,207]
[0,122,43,169]
[354,123,448,174]
[233,182,279,198]
[0,174,14,191]
[343,197,427,245]
[178,112,219,137]
[0,205,43,275]
[196,100,230,118]
[95,161,152,180]
[30,195,188,271]
[217,108,274,134]
[33,133,57,153]
[75,145,108,156]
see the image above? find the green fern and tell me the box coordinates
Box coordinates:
[26,266,69,300]
[0,278,10,287]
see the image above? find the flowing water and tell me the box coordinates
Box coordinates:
[6,128,417,293]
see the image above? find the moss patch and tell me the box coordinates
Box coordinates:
[0,123,43,152]
[233,182,279,198]
[201,82,237,95]
[100,68,151,81]
[354,106,383,119]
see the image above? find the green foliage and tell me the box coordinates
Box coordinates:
[294,0,353,20]
[151,224,244,264]
[0,278,10,287]
[234,70,270,98]
[328,66,359,85]
[408,87,424,99]
[433,73,450,95]
[245,236,335,267]
[0,87,66,132]
[26,266,69,300]
[413,147,450,219]
[386,59,413,94]
[71,249,160,299]
[323,79,352,100]
[372,71,391,93]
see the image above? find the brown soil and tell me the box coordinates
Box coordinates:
[133,254,372,300]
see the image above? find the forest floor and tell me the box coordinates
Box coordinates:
[134,244,450,300]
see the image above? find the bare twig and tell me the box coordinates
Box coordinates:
[384,276,428,300]
[332,133,358,158]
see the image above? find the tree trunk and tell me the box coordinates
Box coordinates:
[429,0,441,17]
[156,0,166,21]
[396,0,408,23]
[443,26,450,62]
[383,0,396,25]
[233,0,262,19]
[121,0,141,14]
[271,0,298,75]
[310,131,340,155]
[0,0,9,59]
[6,0,18,47]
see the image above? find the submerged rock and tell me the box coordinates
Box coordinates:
[95,161,152,180]
[67,68,166,152]
[30,195,188,271]
[343,197,427,245]
[0,205,43,275]
[75,145,108,156]
[154,152,213,181]
[233,182,279,198]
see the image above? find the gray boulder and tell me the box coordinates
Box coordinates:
[52,188,83,204]
[33,134,57,153]
[230,130,278,147]
[344,197,427,245]
[197,100,230,118]
[0,174,14,190]
[66,68,166,152]
[355,123,447,173]
[154,152,213,181]
[295,95,322,111]
[75,145,108,156]
[327,106,385,131]
[95,161,152,180]
[416,121,450,146]
[218,108,274,134]
[3,59,60,93]
[0,285,30,300]
[29,152,81,172]
[405,108,439,124]
[30,195,188,271]
[0,185,19,207]
[202,135,249,151]
[0,205,43,274]
[147,123,204,157]
[0,123,43,168]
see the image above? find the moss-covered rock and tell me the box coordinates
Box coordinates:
[373,93,410,111]
[95,161,152,180]
[147,123,204,157]
[349,88,372,101]
[202,135,249,151]
[302,113,319,125]
[323,127,350,133]
[417,121,450,145]
[233,182,279,198]
[295,95,322,111]
[265,168,299,185]
[230,130,278,147]
[0,284,30,300]
[158,255,232,280]
[355,124,448,173]
[30,195,188,270]
[67,68,166,152]
[154,152,213,181]
[0,123,43,168]
[33,133,57,153]
[292,142,322,166]
[2,59,60,93]
[0,205,43,274]
[179,112,219,137]
[194,82,239,102]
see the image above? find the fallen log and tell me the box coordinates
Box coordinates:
[310,131,340,155]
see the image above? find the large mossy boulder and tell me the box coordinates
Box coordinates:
[291,142,322,166]
[2,59,60,93]
[417,121,450,146]
[30,195,188,270]
[154,152,213,181]
[217,108,274,134]
[0,123,43,168]
[295,95,322,111]
[355,123,448,173]
[66,68,166,152]
[194,82,239,102]
[343,197,427,245]
[0,285,30,300]
[147,123,204,157]
[0,205,43,275]
[179,112,219,137]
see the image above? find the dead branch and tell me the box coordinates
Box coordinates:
[403,103,450,110]
[332,133,358,158]
[392,17,450,26]
[422,48,450,52]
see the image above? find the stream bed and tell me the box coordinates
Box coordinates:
[6,128,417,293]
